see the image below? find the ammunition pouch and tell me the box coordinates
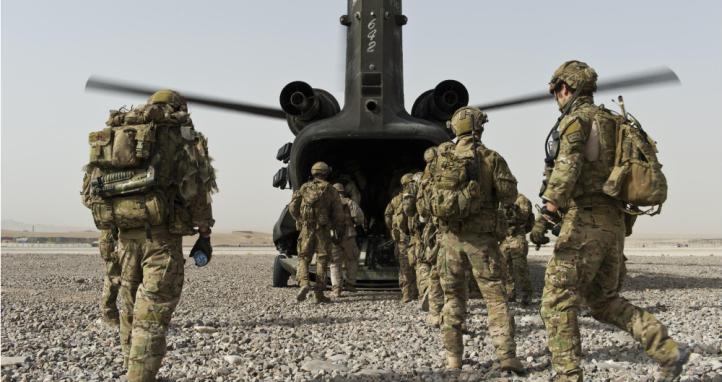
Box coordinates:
[88,124,156,169]
[90,193,166,230]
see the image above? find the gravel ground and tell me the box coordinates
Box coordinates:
[1,251,721,381]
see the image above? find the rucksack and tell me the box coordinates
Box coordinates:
[84,104,200,230]
[601,110,667,214]
[429,142,483,222]
[299,180,330,226]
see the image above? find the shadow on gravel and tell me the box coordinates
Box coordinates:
[621,272,722,291]
[237,316,375,328]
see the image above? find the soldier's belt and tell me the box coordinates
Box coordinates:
[92,167,156,197]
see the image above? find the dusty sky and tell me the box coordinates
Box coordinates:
[2,1,721,235]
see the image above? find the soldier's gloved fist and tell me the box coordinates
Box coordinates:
[530,219,550,249]
[190,236,213,266]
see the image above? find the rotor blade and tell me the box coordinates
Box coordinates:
[473,67,680,111]
[85,76,286,119]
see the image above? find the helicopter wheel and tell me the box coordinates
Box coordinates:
[272,254,291,288]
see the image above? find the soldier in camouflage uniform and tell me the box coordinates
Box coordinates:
[329,183,365,297]
[531,61,688,382]
[416,147,444,326]
[498,193,534,305]
[404,172,431,301]
[288,162,345,304]
[99,226,121,326]
[82,90,216,382]
[431,107,524,372]
[384,174,418,303]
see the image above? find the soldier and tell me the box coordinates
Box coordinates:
[329,183,365,297]
[430,107,524,372]
[498,193,534,305]
[99,226,121,326]
[416,147,444,326]
[531,60,688,382]
[404,172,430,301]
[384,174,418,303]
[288,162,345,304]
[82,89,216,382]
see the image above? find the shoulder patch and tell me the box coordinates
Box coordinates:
[566,131,584,144]
[561,118,582,136]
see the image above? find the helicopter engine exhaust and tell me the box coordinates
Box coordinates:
[411,80,469,126]
[280,81,341,135]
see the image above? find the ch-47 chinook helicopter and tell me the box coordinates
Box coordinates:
[86,0,679,289]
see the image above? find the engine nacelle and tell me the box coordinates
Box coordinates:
[279,81,340,135]
[411,80,469,126]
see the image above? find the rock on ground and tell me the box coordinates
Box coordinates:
[1,251,721,381]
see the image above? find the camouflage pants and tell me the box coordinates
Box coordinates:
[396,235,418,300]
[99,228,121,320]
[296,225,332,292]
[499,234,532,300]
[117,228,185,382]
[541,205,680,381]
[438,231,516,360]
[411,236,430,300]
[425,243,444,317]
[330,236,360,288]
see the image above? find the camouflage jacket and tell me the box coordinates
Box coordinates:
[542,97,617,209]
[288,178,345,230]
[505,193,533,237]
[339,195,364,238]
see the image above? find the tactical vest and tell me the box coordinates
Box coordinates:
[84,104,202,232]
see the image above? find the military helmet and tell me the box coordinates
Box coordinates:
[332,183,345,193]
[310,161,331,176]
[548,60,598,94]
[400,173,415,186]
[423,146,437,163]
[448,106,488,137]
[148,89,187,109]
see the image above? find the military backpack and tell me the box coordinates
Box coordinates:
[298,180,331,227]
[428,142,483,223]
[600,108,668,214]
[83,104,202,231]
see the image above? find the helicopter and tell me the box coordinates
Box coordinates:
[86,0,679,290]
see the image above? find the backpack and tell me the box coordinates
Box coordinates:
[601,110,667,214]
[299,180,330,226]
[84,104,199,230]
[429,142,483,222]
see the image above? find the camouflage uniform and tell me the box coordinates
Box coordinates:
[537,61,685,381]
[330,185,365,295]
[385,185,417,302]
[498,193,533,304]
[99,227,121,325]
[416,149,444,324]
[403,174,431,301]
[288,165,345,303]
[82,90,216,382]
[431,107,523,371]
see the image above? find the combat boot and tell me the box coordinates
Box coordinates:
[401,291,413,303]
[500,357,525,375]
[332,286,342,298]
[446,354,462,369]
[313,291,331,304]
[296,285,310,302]
[655,346,690,382]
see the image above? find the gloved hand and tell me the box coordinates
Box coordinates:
[530,218,550,250]
[190,236,212,266]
